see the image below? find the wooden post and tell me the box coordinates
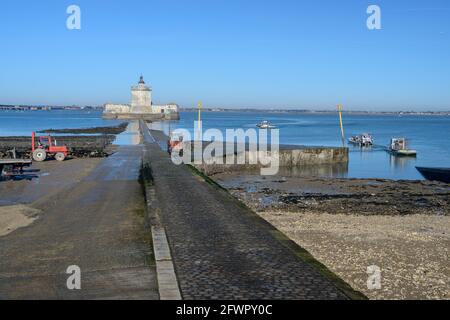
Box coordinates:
[197,102,202,129]
[197,102,203,141]
[337,105,345,146]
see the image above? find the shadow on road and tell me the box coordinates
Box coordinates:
[0,168,41,181]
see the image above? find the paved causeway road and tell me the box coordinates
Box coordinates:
[0,146,158,299]
[142,123,356,300]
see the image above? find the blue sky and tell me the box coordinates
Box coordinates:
[0,0,449,110]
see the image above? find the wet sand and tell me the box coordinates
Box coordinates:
[0,205,40,237]
[213,171,450,300]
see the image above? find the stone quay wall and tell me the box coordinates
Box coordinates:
[180,141,349,175]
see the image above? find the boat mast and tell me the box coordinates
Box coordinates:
[337,104,345,147]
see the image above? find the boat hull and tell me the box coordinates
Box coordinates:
[348,134,373,147]
[349,141,373,147]
[256,126,276,129]
[416,167,450,183]
[389,149,417,157]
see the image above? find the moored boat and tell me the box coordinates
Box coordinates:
[389,138,417,157]
[361,133,374,146]
[256,121,276,129]
[416,167,450,183]
[348,136,361,145]
[348,133,373,146]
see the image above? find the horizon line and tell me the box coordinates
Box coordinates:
[1,104,449,114]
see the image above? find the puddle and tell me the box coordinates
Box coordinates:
[114,121,142,146]
[0,200,16,206]
[260,195,276,208]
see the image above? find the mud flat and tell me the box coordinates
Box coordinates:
[213,172,450,300]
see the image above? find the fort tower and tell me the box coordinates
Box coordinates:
[130,75,152,114]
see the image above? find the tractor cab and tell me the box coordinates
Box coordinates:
[38,136,51,148]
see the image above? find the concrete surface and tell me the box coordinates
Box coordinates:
[0,146,158,299]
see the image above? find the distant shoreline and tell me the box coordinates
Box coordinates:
[179,108,450,116]
[1,105,449,116]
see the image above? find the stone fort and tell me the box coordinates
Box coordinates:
[103,76,180,120]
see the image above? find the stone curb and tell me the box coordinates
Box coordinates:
[144,173,182,300]
[140,121,182,300]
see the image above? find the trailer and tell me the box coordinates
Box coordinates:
[0,159,32,176]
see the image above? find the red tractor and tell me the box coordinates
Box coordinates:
[167,132,184,156]
[32,132,69,162]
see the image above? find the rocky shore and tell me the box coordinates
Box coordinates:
[0,123,128,159]
[214,174,450,216]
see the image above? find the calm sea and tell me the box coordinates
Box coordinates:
[1,109,449,180]
[0,110,122,136]
[155,111,450,180]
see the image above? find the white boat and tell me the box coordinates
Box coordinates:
[361,133,374,146]
[256,121,276,129]
[349,133,373,146]
[348,136,361,144]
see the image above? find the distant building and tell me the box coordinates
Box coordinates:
[103,76,180,120]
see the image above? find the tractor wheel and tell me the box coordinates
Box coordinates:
[33,149,47,162]
[55,152,66,162]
